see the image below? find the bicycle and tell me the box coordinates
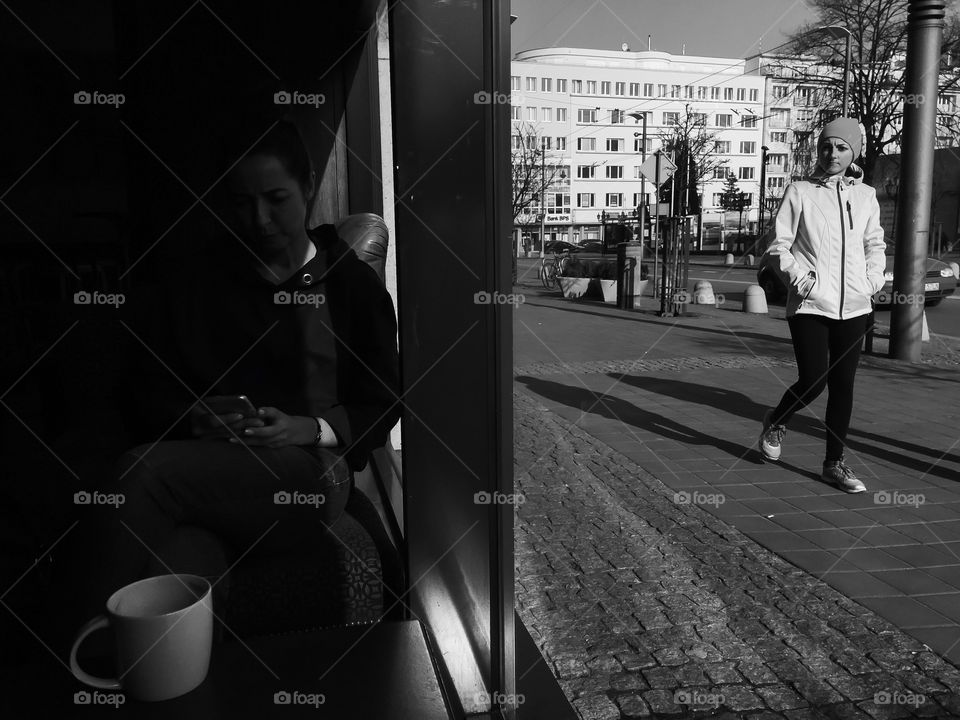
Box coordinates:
[539,252,571,289]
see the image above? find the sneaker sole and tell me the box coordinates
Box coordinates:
[759,410,781,462]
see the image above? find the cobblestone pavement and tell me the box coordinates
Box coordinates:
[513,389,960,719]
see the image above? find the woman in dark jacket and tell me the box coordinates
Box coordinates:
[81,119,400,619]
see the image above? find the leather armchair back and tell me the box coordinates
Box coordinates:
[334,213,389,283]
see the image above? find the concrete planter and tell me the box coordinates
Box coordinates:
[558,277,591,299]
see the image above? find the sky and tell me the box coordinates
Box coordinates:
[511,0,819,59]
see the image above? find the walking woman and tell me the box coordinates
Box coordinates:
[759,118,886,492]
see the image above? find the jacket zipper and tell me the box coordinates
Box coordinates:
[846,201,853,230]
[837,183,846,319]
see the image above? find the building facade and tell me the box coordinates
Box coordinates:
[511,47,767,253]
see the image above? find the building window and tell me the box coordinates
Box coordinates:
[796,109,815,123]
[691,112,707,126]
[525,135,537,150]
[632,192,650,206]
[541,78,552,92]
[633,165,642,178]
[772,85,789,99]
[740,141,756,154]
[643,83,654,97]
[697,85,707,99]
[511,76,520,91]
[512,106,521,121]
[767,176,785,190]
[606,166,623,179]
[541,107,553,122]
[556,107,567,122]
[598,81,609,95]
[615,81,626,95]
[577,137,596,151]
[741,115,758,128]
[577,193,594,208]
[586,80,597,94]
[741,193,753,205]
[577,165,596,178]
[527,107,538,121]
[739,166,755,180]
[716,114,732,127]
[736,87,746,101]
[671,84,681,98]
[710,87,720,100]
[770,108,790,127]
[556,136,567,150]
[557,79,567,93]
[571,79,582,93]
[577,108,597,123]
[768,153,788,170]
[526,77,536,91]
[634,137,652,153]
[664,111,679,125]
[606,138,623,151]
[541,137,552,150]
[512,135,522,149]
[714,140,731,153]
[713,166,729,179]
[749,88,759,102]
[629,82,640,96]
[611,109,624,124]
[685,85,695,98]
[657,83,667,97]
[607,193,623,207]
[724,87,733,100]
[770,131,787,143]
[712,193,724,206]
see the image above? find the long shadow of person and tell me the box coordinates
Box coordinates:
[613,374,959,483]
[514,376,795,478]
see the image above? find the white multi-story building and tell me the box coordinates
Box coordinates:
[511,47,767,250]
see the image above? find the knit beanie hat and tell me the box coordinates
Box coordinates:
[819,118,862,159]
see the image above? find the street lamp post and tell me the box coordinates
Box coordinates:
[540,145,546,257]
[820,25,853,117]
[758,145,769,245]
[629,111,648,239]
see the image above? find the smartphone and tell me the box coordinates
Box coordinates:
[202,395,258,418]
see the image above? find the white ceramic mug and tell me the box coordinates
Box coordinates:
[69,574,213,702]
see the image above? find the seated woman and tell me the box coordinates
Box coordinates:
[78,118,401,625]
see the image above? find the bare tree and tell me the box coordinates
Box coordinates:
[511,123,569,234]
[656,105,728,213]
[772,0,960,184]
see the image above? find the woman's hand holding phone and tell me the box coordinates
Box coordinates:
[191,395,265,439]
[227,407,317,449]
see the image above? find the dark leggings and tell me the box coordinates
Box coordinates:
[771,313,869,461]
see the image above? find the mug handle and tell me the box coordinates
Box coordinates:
[69,615,122,690]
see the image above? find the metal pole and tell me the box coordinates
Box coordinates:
[890,0,945,361]
[759,146,768,242]
[653,150,660,296]
[843,32,851,117]
[539,148,546,257]
[640,114,647,241]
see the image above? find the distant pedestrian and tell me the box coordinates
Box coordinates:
[759,118,886,493]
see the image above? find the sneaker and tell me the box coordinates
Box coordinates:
[759,409,786,462]
[822,456,866,493]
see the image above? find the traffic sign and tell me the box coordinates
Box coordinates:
[638,153,677,186]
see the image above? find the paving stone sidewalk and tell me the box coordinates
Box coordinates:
[513,389,960,719]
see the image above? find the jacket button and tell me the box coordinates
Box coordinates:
[302,273,313,285]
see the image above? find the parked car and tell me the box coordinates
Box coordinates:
[544,240,580,254]
[757,253,958,307]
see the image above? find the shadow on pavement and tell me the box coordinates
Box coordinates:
[612,374,960,483]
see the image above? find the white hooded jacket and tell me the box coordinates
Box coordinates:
[765,169,886,320]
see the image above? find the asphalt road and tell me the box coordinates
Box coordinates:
[515,256,960,339]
